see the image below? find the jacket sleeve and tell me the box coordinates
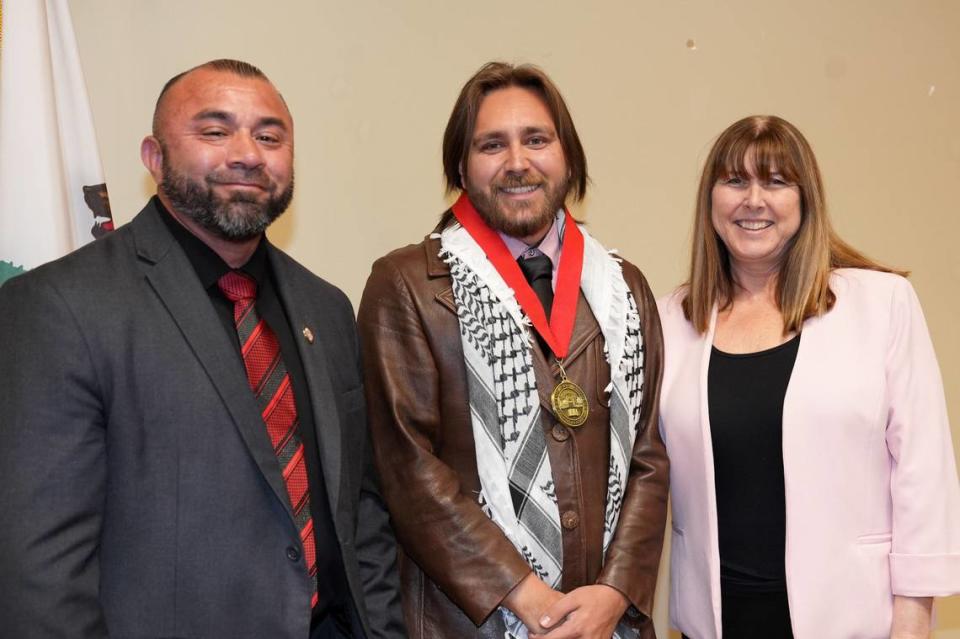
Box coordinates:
[0,274,109,637]
[596,264,670,619]
[885,277,960,595]
[357,254,531,625]
[343,294,408,639]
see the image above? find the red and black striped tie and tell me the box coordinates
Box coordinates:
[218,270,318,609]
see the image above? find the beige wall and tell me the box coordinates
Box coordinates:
[69,0,960,635]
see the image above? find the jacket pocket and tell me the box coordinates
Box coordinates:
[340,385,365,413]
[855,531,892,545]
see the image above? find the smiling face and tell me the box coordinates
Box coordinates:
[143,67,294,242]
[463,86,569,243]
[711,151,802,275]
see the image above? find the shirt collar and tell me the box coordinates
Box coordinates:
[498,210,565,265]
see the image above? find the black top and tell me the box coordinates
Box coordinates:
[708,333,800,594]
[157,199,347,620]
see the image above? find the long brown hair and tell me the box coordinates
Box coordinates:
[682,115,905,334]
[442,61,588,201]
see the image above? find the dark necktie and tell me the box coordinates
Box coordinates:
[517,253,554,354]
[217,270,318,609]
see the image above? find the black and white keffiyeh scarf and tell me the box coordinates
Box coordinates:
[438,213,646,639]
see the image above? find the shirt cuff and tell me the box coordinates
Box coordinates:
[890,552,960,596]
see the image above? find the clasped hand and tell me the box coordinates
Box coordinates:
[506,573,630,639]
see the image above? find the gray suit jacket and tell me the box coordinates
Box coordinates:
[0,201,405,639]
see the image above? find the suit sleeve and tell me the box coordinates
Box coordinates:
[884,277,960,595]
[596,265,670,620]
[0,274,109,637]
[357,255,532,625]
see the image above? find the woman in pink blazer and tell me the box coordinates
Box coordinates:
[658,115,960,639]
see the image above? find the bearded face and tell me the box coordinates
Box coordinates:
[149,69,296,243]
[466,170,568,240]
[463,86,570,242]
[160,150,293,242]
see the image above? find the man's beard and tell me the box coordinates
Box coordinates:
[159,156,294,242]
[467,173,568,240]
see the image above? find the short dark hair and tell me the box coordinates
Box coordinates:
[152,59,268,137]
[442,61,588,202]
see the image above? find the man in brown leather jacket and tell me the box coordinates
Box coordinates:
[357,62,668,639]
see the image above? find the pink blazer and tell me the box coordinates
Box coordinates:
[657,268,960,639]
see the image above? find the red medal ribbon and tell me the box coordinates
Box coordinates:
[451,192,583,359]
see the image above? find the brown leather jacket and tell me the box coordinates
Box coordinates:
[358,228,668,638]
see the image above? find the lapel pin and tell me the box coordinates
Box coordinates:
[302,326,315,344]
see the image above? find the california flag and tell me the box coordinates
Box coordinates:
[0,0,113,285]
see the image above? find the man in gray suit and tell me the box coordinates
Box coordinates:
[0,59,405,639]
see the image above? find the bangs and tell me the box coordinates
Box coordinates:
[712,125,803,183]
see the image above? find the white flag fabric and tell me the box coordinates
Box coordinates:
[0,0,113,284]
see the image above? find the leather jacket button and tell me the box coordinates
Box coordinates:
[561,510,580,530]
[551,424,570,442]
[286,546,301,561]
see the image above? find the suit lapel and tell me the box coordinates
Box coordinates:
[130,203,294,520]
[267,247,342,520]
[426,234,459,314]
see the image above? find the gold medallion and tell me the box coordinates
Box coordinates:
[551,379,589,428]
